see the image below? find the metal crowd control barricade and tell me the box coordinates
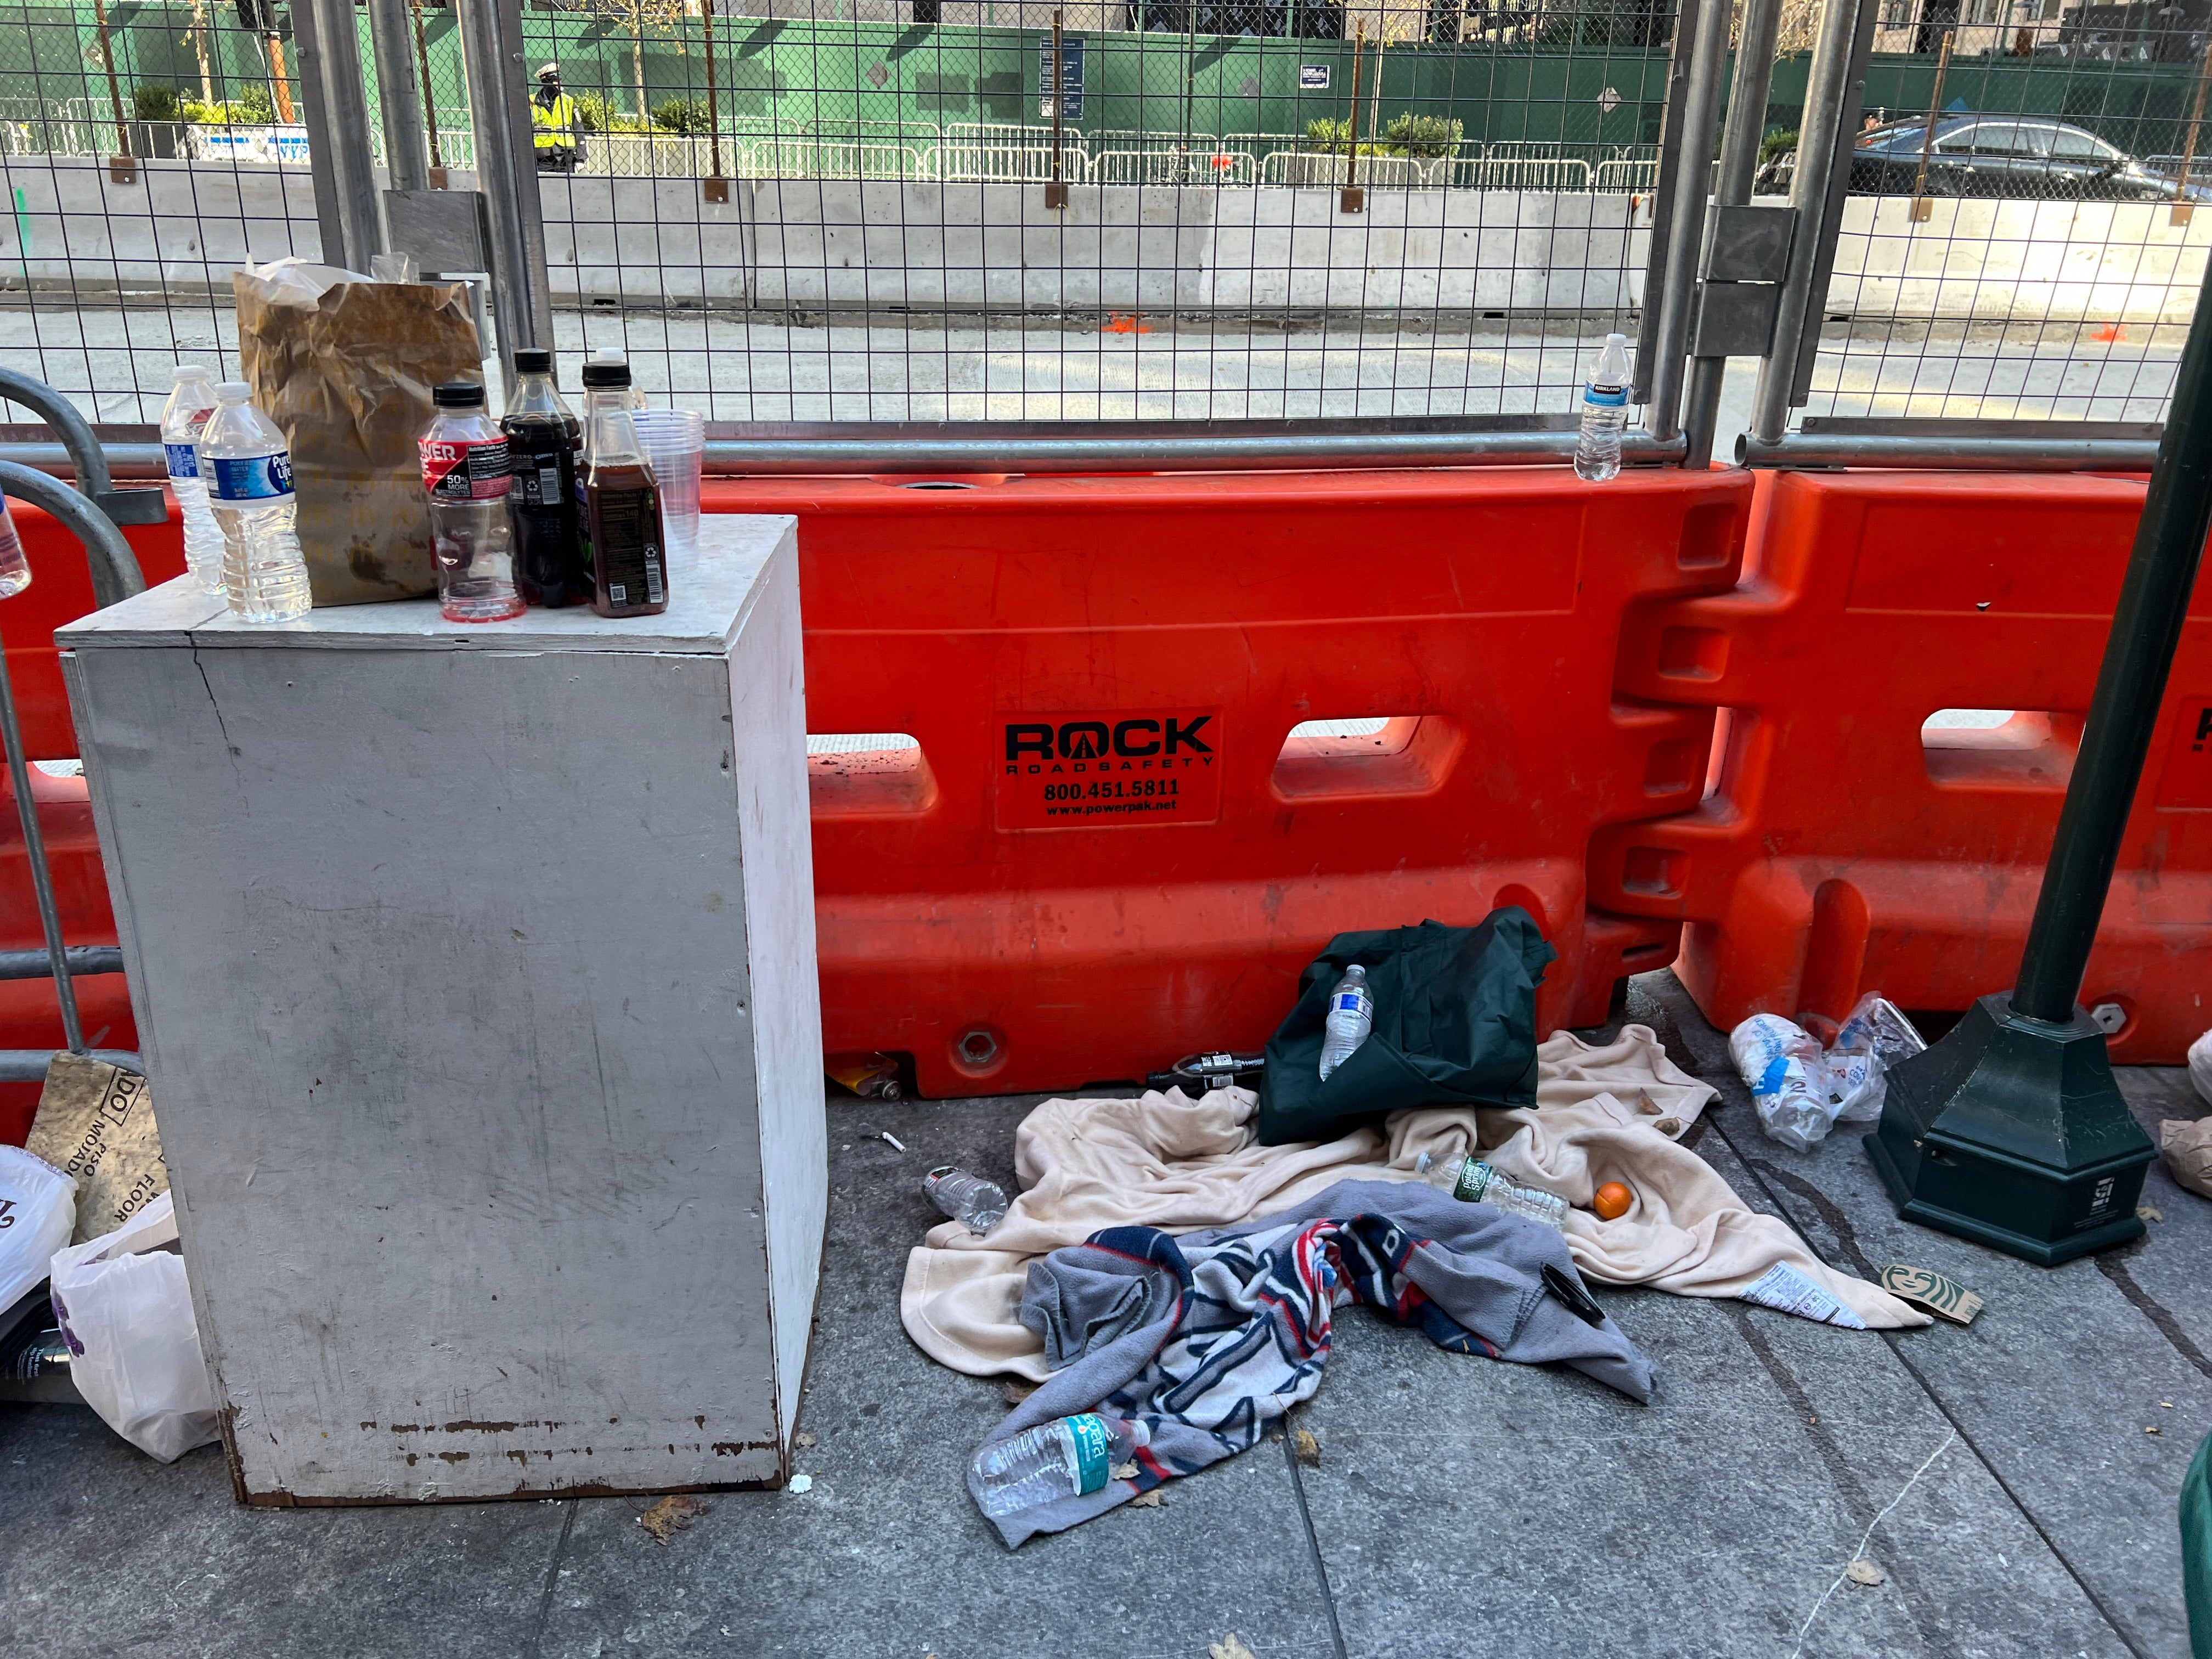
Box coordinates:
[706,464,1752,1099]
[1589,468,2212,1063]
[0,373,159,1128]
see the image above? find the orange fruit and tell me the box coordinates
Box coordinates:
[1592,1181,1633,1221]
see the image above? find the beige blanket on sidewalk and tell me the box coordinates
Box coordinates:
[902,1026,1926,1378]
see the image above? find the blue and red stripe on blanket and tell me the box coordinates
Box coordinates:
[968,1177,1656,1548]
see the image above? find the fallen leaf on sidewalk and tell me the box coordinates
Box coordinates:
[2140,1205,2164,1223]
[1001,1381,1036,1406]
[1210,1637,1258,1659]
[1844,1559,1884,1587]
[636,1494,709,1545]
[794,1432,816,1448]
[1111,1461,1139,1480]
[1127,1489,1165,1509]
[1293,1429,1321,1467]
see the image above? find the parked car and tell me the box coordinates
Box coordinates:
[1754,116,2212,201]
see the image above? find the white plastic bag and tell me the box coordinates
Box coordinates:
[49,1191,219,1462]
[0,1143,76,1312]
[1730,1014,1835,1152]
[2190,1028,2212,1108]
[1825,994,1928,1124]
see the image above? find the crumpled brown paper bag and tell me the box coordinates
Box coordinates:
[2160,1117,2212,1200]
[233,259,482,605]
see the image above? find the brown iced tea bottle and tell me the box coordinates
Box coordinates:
[577,357,668,618]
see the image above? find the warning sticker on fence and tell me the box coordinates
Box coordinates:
[996,711,1222,830]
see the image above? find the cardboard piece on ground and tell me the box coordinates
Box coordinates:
[24,1053,167,1245]
[1880,1263,1983,1325]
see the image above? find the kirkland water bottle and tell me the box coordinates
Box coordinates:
[160,365,223,594]
[419,381,524,624]
[972,1414,1150,1520]
[196,382,309,624]
[1573,332,1632,483]
[0,492,30,599]
[924,1166,1008,1235]
[1318,963,1373,1081]
[1418,1153,1570,1229]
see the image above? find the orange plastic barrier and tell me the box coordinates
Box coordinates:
[0,488,183,1138]
[1589,470,2210,1064]
[706,469,1751,1097]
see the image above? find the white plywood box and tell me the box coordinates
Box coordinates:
[58,516,824,1504]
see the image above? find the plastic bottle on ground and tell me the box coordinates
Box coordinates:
[1318,963,1373,1080]
[924,1166,1009,1234]
[160,364,224,594]
[1418,1153,1570,1229]
[196,381,310,624]
[1573,331,1633,483]
[419,381,524,624]
[972,1413,1150,1519]
[1729,1013,1836,1151]
[0,493,30,599]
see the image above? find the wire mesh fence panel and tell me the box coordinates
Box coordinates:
[1783,20,2212,425]
[0,0,323,422]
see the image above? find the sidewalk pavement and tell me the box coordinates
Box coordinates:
[1,970,2203,1658]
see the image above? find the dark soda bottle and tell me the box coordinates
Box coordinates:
[577,357,668,618]
[500,348,586,608]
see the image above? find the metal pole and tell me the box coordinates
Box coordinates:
[1046,11,1068,208]
[2013,262,2212,1021]
[0,639,83,1056]
[458,0,554,394]
[367,0,433,194]
[701,0,723,183]
[1681,0,1786,467]
[1642,0,1733,444]
[1341,21,1365,212]
[1750,0,1869,442]
[294,0,386,271]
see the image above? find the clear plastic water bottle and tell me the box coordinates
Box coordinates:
[1573,331,1632,483]
[1418,1153,1569,1229]
[160,364,223,594]
[924,1166,1009,1234]
[419,381,524,624]
[0,492,31,599]
[972,1413,1149,1520]
[196,381,310,624]
[1318,963,1373,1081]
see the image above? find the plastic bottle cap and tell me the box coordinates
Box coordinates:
[172,364,211,382]
[432,380,487,409]
[216,380,252,400]
[580,360,633,388]
[512,348,552,374]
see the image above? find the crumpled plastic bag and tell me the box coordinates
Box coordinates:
[49,1191,218,1463]
[233,255,482,605]
[1731,996,1926,1152]
[2190,1028,2212,1108]
[0,1143,75,1312]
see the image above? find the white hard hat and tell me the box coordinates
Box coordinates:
[537,63,561,79]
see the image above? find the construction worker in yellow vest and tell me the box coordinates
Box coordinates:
[531,64,583,173]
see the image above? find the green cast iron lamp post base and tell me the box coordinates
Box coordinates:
[1865,992,2157,1267]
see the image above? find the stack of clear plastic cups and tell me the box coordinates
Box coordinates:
[632,409,704,572]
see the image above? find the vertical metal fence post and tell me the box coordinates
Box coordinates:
[459,0,555,394]
[368,0,435,195]
[1341,21,1365,214]
[1643,0,1733,444]
[295,0,387,273]
[1046,12,1069,210]
[1908,31,1953,221]
[1680,0,1785,467]
[413,0,448,179]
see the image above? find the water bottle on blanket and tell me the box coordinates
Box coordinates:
[924,1166,1008,1235]
[972,1413,1150,1519]
[1417,1153,1568,1229]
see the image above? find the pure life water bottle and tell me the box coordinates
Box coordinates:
[198,381,311,624]
[1573,332,1633,483]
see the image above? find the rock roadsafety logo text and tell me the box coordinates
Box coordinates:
[1005,716,1214,766]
